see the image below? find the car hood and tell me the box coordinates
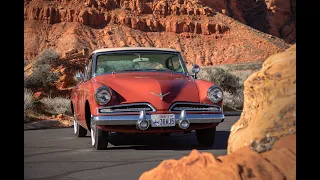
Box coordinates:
[93,72,200,110]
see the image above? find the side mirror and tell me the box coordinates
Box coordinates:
[75,73,84,83]
[191,64,200,79]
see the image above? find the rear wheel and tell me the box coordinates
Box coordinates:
[196,127,216,146]
[74,114,87,137]
[91,124,109,150]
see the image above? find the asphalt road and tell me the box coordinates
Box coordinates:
[24,116,239,180]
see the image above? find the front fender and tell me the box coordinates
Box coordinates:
[194,79,223,107]
[84,81,120,116]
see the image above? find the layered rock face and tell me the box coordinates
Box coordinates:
[139,44,296,180]
[24,0,290,65]
[199,0,296,43]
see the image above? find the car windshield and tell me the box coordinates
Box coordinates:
[95,52,187,75]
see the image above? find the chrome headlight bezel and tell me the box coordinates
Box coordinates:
[94,86,112,105]
[207,86,223,103]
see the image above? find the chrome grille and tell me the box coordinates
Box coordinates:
[169,102,221,112]
[98,103,156,114]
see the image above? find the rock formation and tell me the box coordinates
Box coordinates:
[24,0,290,65]
[227,43,296,154]
[199,0,296,43]
[139,135,296,180]
[139,44,296,180]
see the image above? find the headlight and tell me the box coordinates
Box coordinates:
[207,86,223,103]
[95,86,112,105]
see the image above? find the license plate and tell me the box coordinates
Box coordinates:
[151,114,175,127]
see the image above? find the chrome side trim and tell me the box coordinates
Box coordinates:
[172,107,221,111]
[98,103,156,114]
[169,102,222,112]
[91,113,225,126]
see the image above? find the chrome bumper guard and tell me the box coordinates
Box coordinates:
[91,110,225,127]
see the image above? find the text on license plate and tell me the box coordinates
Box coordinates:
[151,114,175,127]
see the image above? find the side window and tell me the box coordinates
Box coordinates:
[85,56,93,81]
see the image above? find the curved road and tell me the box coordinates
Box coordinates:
[24,116,239,180]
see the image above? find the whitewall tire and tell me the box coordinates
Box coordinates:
[73,114,87,137]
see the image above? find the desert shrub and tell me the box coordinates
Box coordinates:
[196,64,258,110]
[40,96,72,115]
[223,90,244,111]
[199,67,240,94]
[34,48,60,66]
[196,68,211,81]
[25,64,60,88]
[24,88,34,120]
[24,60,30,67]
[232,70,255,84]
[219,62,262,71]
[24,49,61,88]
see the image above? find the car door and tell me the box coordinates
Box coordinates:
[77,56,93,126]
[73,81,80,120]
[74,70,86,122]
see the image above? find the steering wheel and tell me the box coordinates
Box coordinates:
[133,62,140,69]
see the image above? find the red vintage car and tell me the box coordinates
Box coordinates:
[71,47,224,150]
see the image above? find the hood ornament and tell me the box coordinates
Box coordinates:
[151,92,170,100]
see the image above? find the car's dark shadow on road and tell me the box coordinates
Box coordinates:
[105,131,230,151]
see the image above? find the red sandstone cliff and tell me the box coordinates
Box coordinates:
[24,0,290,66]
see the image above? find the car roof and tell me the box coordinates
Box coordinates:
[91,47,180,54]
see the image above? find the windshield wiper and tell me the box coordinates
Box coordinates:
[113,69,144,73]
[112,69,172,73]
[141,69,172,72]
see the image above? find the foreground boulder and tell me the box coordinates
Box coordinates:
[139,135,295,180]
[227,44,296,154]
[139,44,296,180]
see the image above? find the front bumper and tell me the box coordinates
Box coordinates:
[91,111,224,126]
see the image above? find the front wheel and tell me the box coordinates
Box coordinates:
[91,124,109,150]
[196,127,216,147]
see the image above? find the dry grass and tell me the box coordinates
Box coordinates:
[34,48,60,66]
[40,96,72,115]
[223,90,244,111]
[24,60,30,67]
[219,62,262,71]
[24,88,34,122]
[24,88,34,112]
